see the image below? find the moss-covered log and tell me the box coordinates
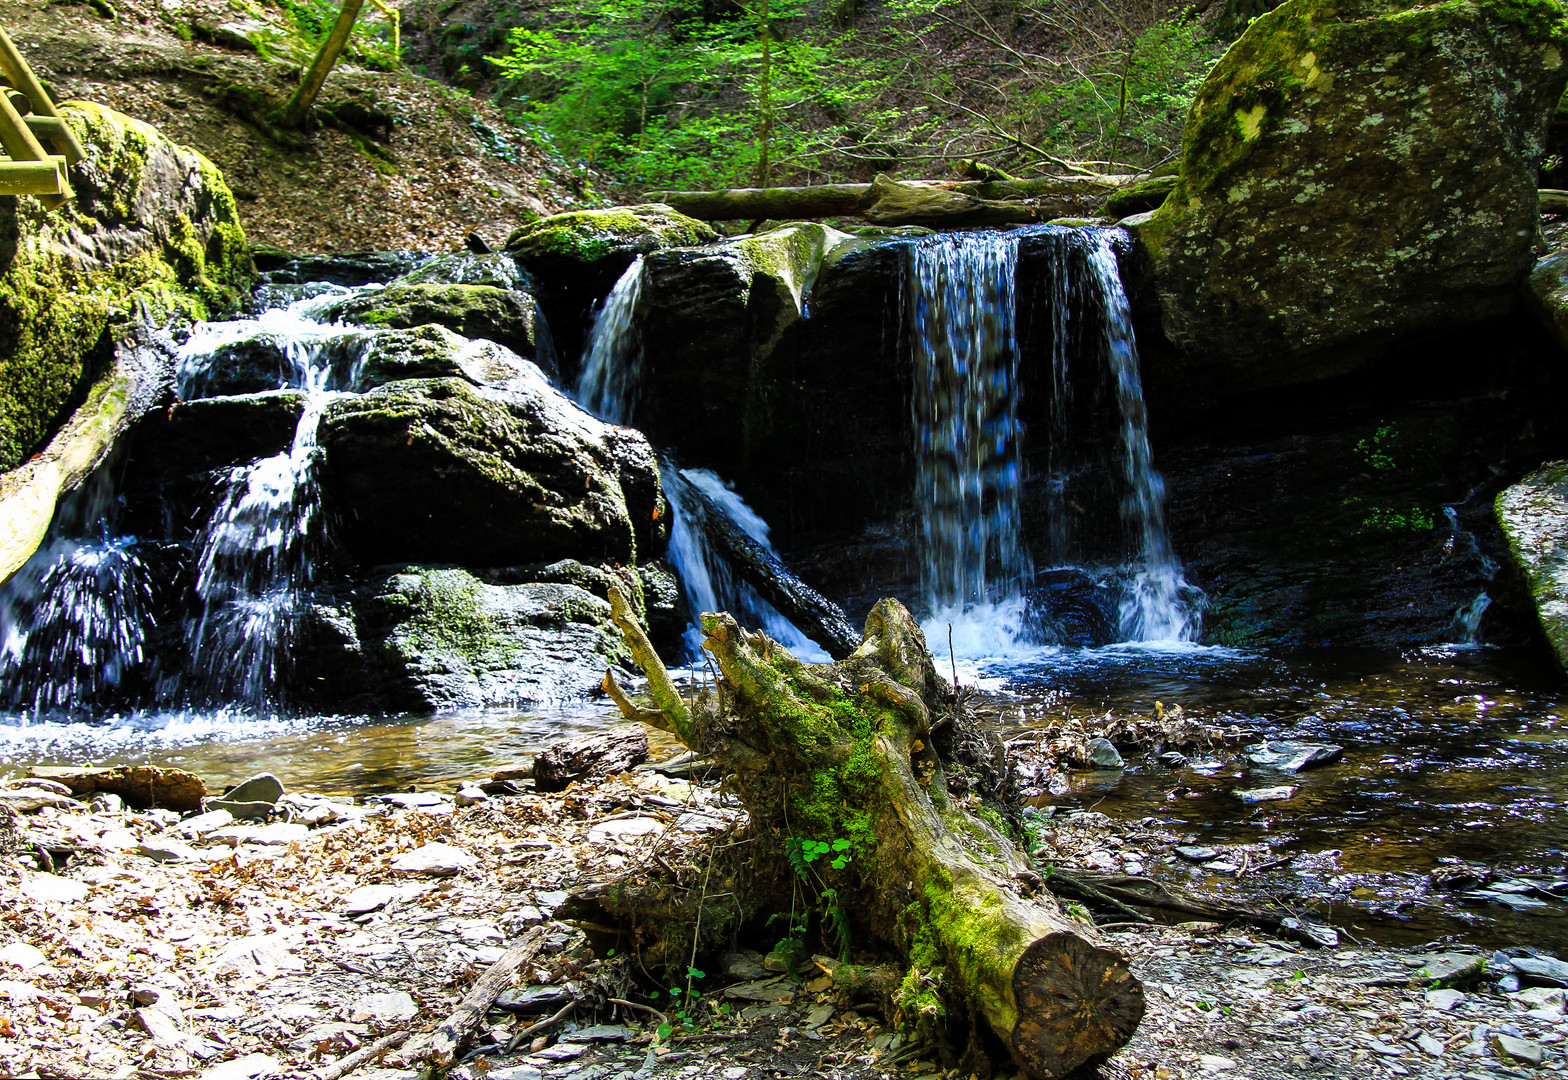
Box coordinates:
[604,592,1143,1077]
[648,173,1122,225]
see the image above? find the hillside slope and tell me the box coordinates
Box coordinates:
[1,0,590,251]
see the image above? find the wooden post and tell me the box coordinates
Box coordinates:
[281,0,368,129]
[0,158,66,196]
[0,23,86,164]
[0,87,67,206]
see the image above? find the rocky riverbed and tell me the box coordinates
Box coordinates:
[5,755,1568,1080]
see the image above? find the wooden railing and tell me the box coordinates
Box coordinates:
[0,22,84,207]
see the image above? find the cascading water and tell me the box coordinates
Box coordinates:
[907,230,1032,648]
[664,468,828,661]
[175,289,354,707]
[1443,502,1499,646]
[1083,234,1202,643]
[570,257,828,659]
[907,226,1201,647]
[574,257,645,425]
[0,468,153,718]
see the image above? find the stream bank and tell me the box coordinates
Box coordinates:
[5,762,1568,1080]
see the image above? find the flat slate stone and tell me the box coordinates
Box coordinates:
[342,884,398,916]
[1245,740,1344,772]
[557,1024,636,1042]
[1513,955,1568,986]
[19,871,88,905]
[1414,953,1485,986]
[1234,786,1296,803]
[1176,845,1219,862]
[390,842,477,876]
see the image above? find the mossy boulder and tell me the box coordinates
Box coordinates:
[297,566,634,712]
[308,249,536,359]
[0,101,253,473]
[317,373,667,568]
[634,222,858,477]
[1098,176,1178,219]
[1524,247,1568,350]
[1137,0,1568,394]
[344,324,536,391]
[506,204,720,369]
[1497,461,1568,669]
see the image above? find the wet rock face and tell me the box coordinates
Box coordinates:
[296,566,633,713]
[1138,0,1568,395]
[507,205,719,369]
[317,374,667,568]
[1497,461,1568,669]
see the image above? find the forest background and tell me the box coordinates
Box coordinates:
[279,0,1260,199]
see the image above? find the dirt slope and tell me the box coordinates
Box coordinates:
[1,0,590,252]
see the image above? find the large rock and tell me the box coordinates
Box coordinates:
[1137,0,1568,393]
[318,281,535,358]
[317,372,666,567]
[0,102,252,472]
[299,567,630,711]
[1525,247,1568,350]
[506,204,718,370]
[1498,461,1568,668]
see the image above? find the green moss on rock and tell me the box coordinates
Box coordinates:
[1497,461,1568,670]
[505,204,719,263]
[0,102,254,471]
[1136,0,1568,393]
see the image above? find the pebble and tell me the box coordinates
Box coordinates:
[0,942,49,971]
[1492,1032,1545,1066]
[1176,845,1219,861]
[1426,988,1466,1011]
[176,809,235,836]
[342,884,399,916]
[198,1052,279,1080]
[207,823,310,847]
[1244,740,1344,772]
[390,842,477,876]
[347,992,418,1023]
[1416,1031,1445,1056]
[19,870,88,904]
[1513,956,1568,986]
[1087,738,1124,769]
[1417,952,1487,986]
[1197,1055,1237,1071]
[1233,786,1296,803]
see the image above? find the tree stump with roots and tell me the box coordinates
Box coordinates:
[600,590,1144,1079]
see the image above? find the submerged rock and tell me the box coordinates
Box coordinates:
[1137,0,1568,395]
[1497,461,1568,670]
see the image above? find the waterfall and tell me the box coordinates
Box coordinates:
[1083,233,1201,643]
[176,291,351,707]
[574,257,645,424]
[906,226,1200,647]
[907,231,1031,630]
[1442,503,1498,646]
[664,467,828,662]
[0,469,152,718]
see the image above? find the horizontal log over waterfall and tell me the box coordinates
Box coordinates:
[647,173,1126,225]
[601,589,1146,1077]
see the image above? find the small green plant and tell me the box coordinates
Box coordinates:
[653,965,709,1041]
[776,835,856,965]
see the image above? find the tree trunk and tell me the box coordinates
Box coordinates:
[282,0,367,129]
[603,592,1144,1078]
[648,173,1123,224]
[671,472,859,659]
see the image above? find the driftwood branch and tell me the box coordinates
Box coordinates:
[313,1029,409,1080]
[397,927,548,1067]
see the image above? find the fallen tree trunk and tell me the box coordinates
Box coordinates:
[395,927,548,1067]
[649,173,1123,225]
[603,591,1143,1078]
[671,472,859,659]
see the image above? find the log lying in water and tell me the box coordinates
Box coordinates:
[671,471,859,659]
[649,173,1123,226]
[603,591,1144,1077]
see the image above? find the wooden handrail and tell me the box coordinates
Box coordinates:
[0,23,84,163]
[0,19,76,205]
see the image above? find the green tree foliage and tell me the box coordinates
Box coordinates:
[488,0,1225,192]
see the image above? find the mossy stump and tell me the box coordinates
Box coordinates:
[605,592,1144,1078]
